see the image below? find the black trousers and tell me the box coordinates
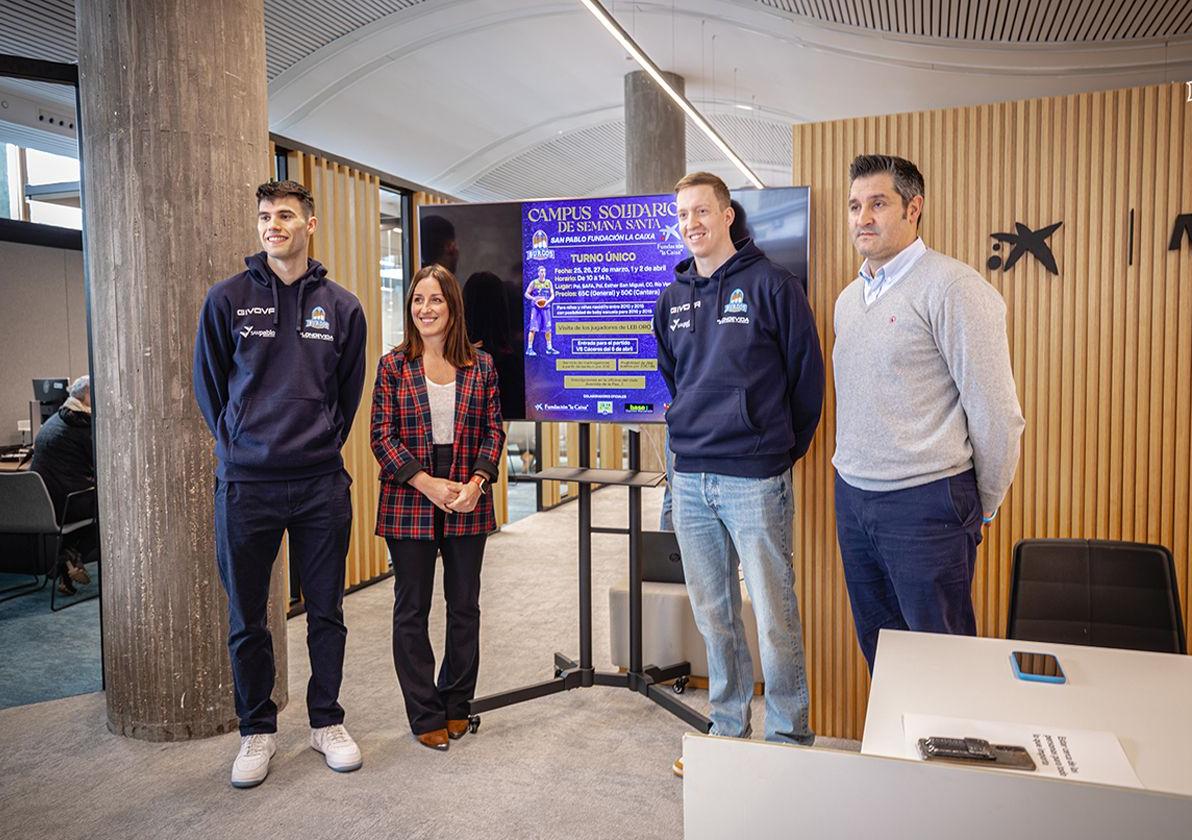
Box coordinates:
[215,470,352,735]
[387,444,486,734]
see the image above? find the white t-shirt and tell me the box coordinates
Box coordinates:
[426,377,456,444]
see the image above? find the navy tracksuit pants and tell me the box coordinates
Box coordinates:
[214,470,353,735]
[834,469,983,672]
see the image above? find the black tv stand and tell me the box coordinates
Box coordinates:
[468,424,712,733]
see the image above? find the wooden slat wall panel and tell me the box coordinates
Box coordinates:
[285,149,389,589]
[792,82,1192,740]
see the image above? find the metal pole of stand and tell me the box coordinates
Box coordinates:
[578,423,593,676]
[628,429,643,675]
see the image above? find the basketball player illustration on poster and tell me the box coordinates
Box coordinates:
[524,266,559,356]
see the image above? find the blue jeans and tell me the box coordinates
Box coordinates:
[659,431,674,531]
[671,470,813,744]
[834,470,982,672]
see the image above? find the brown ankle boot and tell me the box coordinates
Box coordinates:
[447,719,470,740]
[415,728,449,751]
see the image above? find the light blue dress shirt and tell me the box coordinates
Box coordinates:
[860,237,927,306]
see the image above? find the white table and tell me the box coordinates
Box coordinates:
[862,630,1192,796]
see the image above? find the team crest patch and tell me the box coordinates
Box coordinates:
[526,229,555,261]
[723,288,748,315]
[305,306,330,330]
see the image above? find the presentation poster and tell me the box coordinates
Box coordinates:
[521,193,685,424]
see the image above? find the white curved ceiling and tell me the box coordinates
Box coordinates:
[3,0,1191,200]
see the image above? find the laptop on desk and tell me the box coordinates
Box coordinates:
[642,530,685,584]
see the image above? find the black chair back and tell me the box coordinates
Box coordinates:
[0,472,60,533]
[1008,539,1186,654]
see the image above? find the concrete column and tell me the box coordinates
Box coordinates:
[624,69,687,195]
[625,69,686,472]
[77,0,288,740]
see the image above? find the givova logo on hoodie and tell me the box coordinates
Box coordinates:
[305,306,330,330]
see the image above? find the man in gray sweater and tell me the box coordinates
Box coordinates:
[833,154,1025,671]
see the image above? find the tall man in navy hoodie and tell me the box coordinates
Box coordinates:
[194,180,367,788]
[654,172,824,777]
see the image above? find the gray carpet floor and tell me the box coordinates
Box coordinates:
[0,485,856,840]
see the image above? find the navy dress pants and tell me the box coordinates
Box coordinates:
[834,469,983,672]
[215,470,352,735]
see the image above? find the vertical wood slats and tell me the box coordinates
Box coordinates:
[792,82,1191,740]
[285,149,389,589]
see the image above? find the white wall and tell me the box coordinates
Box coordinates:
[0,239,87,447]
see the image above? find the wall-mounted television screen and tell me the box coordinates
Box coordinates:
[419,186,809,423]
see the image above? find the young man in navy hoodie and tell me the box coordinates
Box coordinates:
[653,172,824,777]
[193,180,367,788]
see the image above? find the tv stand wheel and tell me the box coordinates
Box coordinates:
[673,676,689,694]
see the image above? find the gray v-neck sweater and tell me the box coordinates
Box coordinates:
[832,249,1025,514]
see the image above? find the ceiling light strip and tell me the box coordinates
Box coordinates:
[576,0,765,189]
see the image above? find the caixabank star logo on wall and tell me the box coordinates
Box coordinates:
[987,221,1063,274]
[1169,214,1192,251]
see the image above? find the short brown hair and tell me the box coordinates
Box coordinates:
[256,179,314,218]
[674,171,731,210]
[400,264,476,368]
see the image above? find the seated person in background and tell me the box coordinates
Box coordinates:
[30,374,97,594]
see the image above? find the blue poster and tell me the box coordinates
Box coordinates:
[522,194,685,424]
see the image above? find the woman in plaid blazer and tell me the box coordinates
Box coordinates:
[371,264,505,751]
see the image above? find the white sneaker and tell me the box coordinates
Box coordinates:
[231,733,276,788]
[310,724,363,772]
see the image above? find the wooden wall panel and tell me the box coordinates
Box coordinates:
[792,83,1192,740]
[287,150,389,589]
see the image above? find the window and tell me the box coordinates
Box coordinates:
[24,147,81,229]
[379,186,405,351]
[1,144,82,229]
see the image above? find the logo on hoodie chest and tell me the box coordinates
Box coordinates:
[717,288,750,326]
[305,306,330,330]
[668,300,700,332]
[300,305,335,342]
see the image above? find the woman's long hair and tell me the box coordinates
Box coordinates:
[399,264,476,368]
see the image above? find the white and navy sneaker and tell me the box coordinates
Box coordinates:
[310,724,363,772]
[231,733,276,788]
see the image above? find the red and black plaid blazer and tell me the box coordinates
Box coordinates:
[371,348,505,539]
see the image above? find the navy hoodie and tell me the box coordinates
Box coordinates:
[193,253,367,482]
[652,240,824,478]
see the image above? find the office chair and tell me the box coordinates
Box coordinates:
[0,472,98,611]
[1007,539,1186,654]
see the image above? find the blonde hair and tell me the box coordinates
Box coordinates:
[674,171,731,210]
